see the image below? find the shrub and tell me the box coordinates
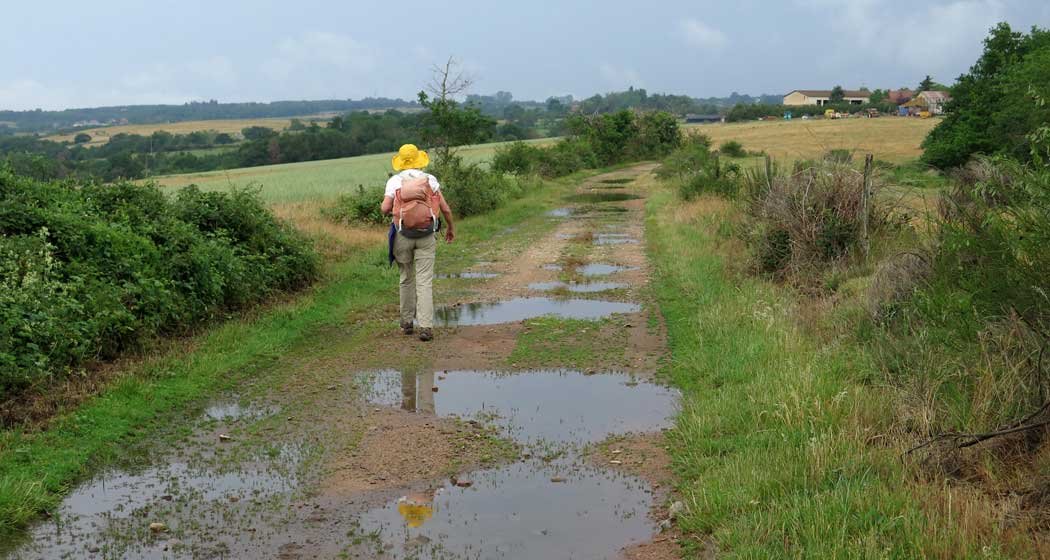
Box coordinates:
[429,156,521,217]
[657,133,739,200]
[492,141,543,175]
[324,185,387,225]
[719,140,747,158]
[0,167,318,393]
[743,161,888,286]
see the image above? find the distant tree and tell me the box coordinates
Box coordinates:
[288,118,307,131]
[830,86,845,103]
[241,126,276,141]
[922,23,1050,168]
[869,89,888,104]
[214,133,235,145]
[917,75,935,92]
[73,133,91,144]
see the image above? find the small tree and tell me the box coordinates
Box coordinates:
[417,56,495,164]
[830,85,845,103]
[73,133,91,144]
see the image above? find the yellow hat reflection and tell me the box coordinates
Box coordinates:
[397,493,434,528]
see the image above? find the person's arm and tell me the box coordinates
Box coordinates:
[381,175,398,216]
[381,195,394,216]
[438,193,455,243]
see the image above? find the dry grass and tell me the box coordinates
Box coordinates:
[686,117,939,164]
[45,116,331,146]
[271,201,385,258]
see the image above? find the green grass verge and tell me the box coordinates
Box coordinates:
[0,178,561,540]
[644,188,1012,558]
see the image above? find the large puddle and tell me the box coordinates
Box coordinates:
[436,297,639,326]
[529,280,627,293]
[358,369,676,446]
[342,369,678,559]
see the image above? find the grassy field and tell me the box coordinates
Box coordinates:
[687,117,939,163]
[44,116,332,146]
[152,138,556,204]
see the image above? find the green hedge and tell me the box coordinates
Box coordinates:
[0,168,319,393]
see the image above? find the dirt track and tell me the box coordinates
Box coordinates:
[9,164,684,560]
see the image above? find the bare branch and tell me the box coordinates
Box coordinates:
[425,56,475,101]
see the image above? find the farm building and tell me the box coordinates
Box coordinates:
[902,90,951,115]
[684,114,723,124]
[886,89,914,104]
[783,90,871,106]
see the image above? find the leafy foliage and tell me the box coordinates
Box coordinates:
[0,167,318,393]
[922,23,1050,168]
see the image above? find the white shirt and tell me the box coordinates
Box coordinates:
[384,169,441,198]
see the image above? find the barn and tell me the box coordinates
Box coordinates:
[783,90,871,106]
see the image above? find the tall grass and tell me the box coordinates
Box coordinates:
[646,184,1032,556]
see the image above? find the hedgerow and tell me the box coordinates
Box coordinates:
[0,167,319,393]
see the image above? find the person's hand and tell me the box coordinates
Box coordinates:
[444,228,455,244]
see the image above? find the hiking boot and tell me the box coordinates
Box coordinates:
[401,322,414,335]
[418,328,433,342]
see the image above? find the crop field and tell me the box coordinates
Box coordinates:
[44,116,332,146]
[152,137,556,203]
[687,117,939,163]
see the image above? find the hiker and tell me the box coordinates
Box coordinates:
[381,144,455,342]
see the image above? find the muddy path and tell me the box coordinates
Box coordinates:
[6,164,684,559]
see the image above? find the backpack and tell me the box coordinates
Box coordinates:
[393,175,441,235]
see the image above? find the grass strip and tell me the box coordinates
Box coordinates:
[644,189,1012,557]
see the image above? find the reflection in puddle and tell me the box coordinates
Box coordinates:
[436,298,639,326]
[541,263,634,276]
[351,369,677,558]
[437,271,499,279]
[529,281,627,293]
[546,207,573,218]
[358,369,677,445]
[594,233,639,245]
[354,459,653,559]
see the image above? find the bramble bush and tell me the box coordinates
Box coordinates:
[0,167,319,393]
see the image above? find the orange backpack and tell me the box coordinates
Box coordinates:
[393,175,441,232]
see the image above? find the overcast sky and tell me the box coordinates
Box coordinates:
[2,0,1048,111]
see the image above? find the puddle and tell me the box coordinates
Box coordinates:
[359,370,676,446]
[348,369,677,558]
[11,446,305,559]
[565,192,641,204]
[204,401,277,421]
[437,271,499,279]
[546,207,573,218]
[529,281,627,293]
[350,459,654,559]
[594,233,639,245]
[436,298,639,326]
[599,178,633,185]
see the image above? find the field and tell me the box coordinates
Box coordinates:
[44,116,332,146]
[152,137,556,203]
[687,117,939,163]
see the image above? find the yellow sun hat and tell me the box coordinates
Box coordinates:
[392,143,429,171]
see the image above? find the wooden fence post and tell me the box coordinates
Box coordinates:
[861,153,874,259]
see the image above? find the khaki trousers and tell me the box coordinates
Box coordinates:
[393,232,437,329]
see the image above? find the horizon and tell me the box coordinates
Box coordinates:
[3,0,1047,112]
